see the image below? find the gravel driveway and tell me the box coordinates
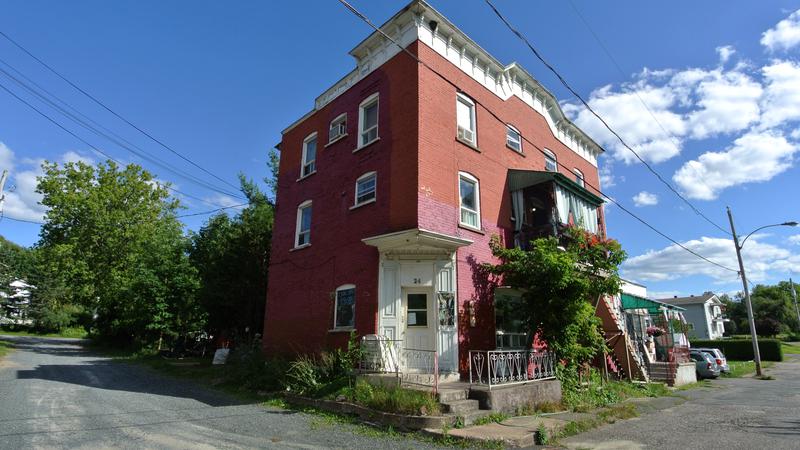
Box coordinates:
[0,335,447,450]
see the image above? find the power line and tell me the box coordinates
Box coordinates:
[0,61,244,200]
[334,0,738,274]
[482,0,732,237]
[0,30,243,194]
[177,203,249,218]
[0,78,226,209]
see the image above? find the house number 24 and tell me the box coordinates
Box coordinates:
[413,277,422,284]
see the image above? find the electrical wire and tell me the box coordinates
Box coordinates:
[482,0,732,237]
[176,203,249,218]
[335,0,738,274]
[0,30,243,194]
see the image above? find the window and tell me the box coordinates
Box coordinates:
[334,284,356,329]
[355,172,376,206]
[295,200,312,247]
[544,149,557,172]
[458,172,480,229]
[573,169,585,187]
[554,185,598,234]
[407,293,428,327]
[456,93,476,145]
[506,125,522,152]
[358,94,379,147]
[329,113,347,143]
[301,133,317,177]
[494,288,528,349]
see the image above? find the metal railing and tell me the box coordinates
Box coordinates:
[358,336,439,394]
[359,336,402,373]
[469,350,556,389]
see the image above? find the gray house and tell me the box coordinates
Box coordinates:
[657,293,726,340]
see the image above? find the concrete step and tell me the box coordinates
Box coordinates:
[436,388,468,403]
[442,399,481,415]
[460,409,496,426]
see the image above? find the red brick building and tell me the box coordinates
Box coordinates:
[263,0,605,377]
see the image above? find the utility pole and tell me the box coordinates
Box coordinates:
[0,169,8,215]
[727,206,763,376]
[791,278,800,331]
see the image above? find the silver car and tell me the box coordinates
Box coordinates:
[694,347,730,373]
[690,350,721,379]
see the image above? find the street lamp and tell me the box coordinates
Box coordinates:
[727,206,798,377]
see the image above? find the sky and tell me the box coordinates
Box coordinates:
[1,1,799,299]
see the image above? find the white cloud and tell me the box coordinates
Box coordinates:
[672,130,798,200]
[3,169,46,221]
[789,234,800,245]
[647,290,683,300]
[0,142,14,172]
[61,150,95,166]
[622,236,799,283]
[716,45,736,64]
[760,59,800,128]
[203,193,244,209]
[632,191,658,207]
[761,9,800,52]
[686,69,762,139]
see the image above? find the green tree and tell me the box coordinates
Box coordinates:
[0,236,36,324]
[35,160,202,344]
[485,227,626,366]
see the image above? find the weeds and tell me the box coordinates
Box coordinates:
[472,412,509,426]
[535,423,549,445]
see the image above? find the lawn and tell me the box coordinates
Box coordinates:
[781,341,800,355]
[0,340,13,358]
[722,360,774,378]
[0,327,88,339]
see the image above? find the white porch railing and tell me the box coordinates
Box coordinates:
[359,335,439,394]
[469,350,556,389]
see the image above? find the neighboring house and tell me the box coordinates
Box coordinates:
[262,0,605,380]
[0,279,34,326]
[657,293,726,340]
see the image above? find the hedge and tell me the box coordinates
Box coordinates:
[690,339,783,361]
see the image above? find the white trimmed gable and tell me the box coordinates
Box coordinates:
[285,0,603,167]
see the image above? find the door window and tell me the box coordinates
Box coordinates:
[407,293,428,327]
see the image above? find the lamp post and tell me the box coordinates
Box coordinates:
[726,206,797,377]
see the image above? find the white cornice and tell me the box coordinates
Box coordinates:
[282,0,602,167]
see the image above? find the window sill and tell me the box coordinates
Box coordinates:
[290,243,311,252]
[506,144,525,156]
[353,137,380,153]
[349,198,376,210]
[458,223,485,235]
[325,133,348,148]
[329,327,355,333]
[296,171,317,182]
[456,137,480,153]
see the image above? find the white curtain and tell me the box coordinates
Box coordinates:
[511,190,525,232]
[554,184,598,234]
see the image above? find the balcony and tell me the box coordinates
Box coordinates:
[507,170,604,250]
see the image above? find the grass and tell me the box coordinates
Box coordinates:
[722,360,773,378]
[557,403,639,441]
[781,341,800,354]
[335,378,442,416]
[0,327,88,339]
[471,412,509,426]
[565,379,673,412]
[0,339,13,359]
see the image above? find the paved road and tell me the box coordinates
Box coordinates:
[0,335,446,450]
[561,352,800,450]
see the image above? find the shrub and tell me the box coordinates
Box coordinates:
[755,318,781,337]
[691,339,783,361]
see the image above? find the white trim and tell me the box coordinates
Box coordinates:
[506,124,522,153]
[334,284,356,330]
[458,171,481,230]
[294,200,312,248]
[328,113,348,144]
[543,149,557,172]
[456,93,476,145]
[354,171,377,206]
[301,132,317,178]
[358,93,380,147]
[573,168,585,187]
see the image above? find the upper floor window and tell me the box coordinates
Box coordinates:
[355,172,377,206]
[456,93,476,145]
[334,284,356,329]
[573,169,585,187]
[359,93,379,147]
[329,113,347,143]
[295,200,312,248]
[544,149,557,172]
[301,133,317,178]
[458,172,480,230]
[506,125,522,152]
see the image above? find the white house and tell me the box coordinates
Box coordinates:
[0,279,34,326]
[657,293,726,340]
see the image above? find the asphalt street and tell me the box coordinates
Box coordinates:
[560,351,800,450]
[0,335,446,450]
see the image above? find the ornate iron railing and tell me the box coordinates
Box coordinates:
[469,350,556,389]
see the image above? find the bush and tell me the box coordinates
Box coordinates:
[339,378,441,416]
[691,339,783,361]
[225,346,288,392]
[755,318,781,337]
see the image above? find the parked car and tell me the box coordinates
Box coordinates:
[694,347,730,373]
[690,350,720,379]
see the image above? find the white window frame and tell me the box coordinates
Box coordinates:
[573,168,585,187]
[358,93,379,148]
[328,113,347,144]
[544,149,557,172]
[354,171,377,207]
[458,171,481,230]
[456,93,477,145]
[334,284,356,330]
[506,124,522,153]
[294,200,312,248]
[300,132,317,178]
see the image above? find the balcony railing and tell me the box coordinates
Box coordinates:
[359,335,439,393]
[469,350,556,389]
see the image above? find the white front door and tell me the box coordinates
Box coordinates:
[402,288,434,351]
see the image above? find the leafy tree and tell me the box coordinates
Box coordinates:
[35,160,202,345]
[0,236,36,324]
[190,175,273,340]
[485,227,626,367]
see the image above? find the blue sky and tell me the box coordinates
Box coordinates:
[1,1,799,299]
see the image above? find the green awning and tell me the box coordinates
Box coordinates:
[507,169,604,206]
[621,293,685,314]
